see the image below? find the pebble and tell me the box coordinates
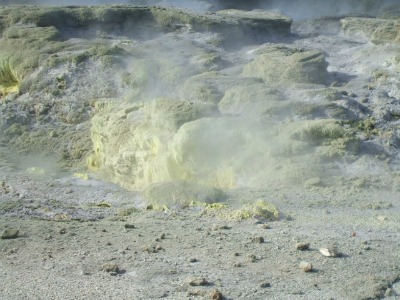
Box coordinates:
[319,245,340,257]
[188,257,198,263]
[247,254,257,262]
[124,224,135,229]
[252,236,264,243]
[377,215,387,222]
[299,261,313,272]
[1,228,19,239]
[260,282,271,288]
[188,277,208,286]
[210,289,223,300]
[59,228,67,234]
[101,263,119,274]
[295,242,310,250]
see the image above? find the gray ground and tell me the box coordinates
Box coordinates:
[0,156,399,300]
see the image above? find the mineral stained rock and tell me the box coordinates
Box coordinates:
[1,3,400,195]
[340,17,400,44]
[243,45,330,85]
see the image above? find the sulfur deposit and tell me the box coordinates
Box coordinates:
[1,2,400,196]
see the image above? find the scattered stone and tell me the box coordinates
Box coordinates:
[377,215,387,222]
[233,262,242,267]
[319,245,340,257]
[59,228,67,234]
[213,225,231,231]
[260,282,271,288]
[1,228,19,239]
[80,268,91,276]
[247,254,257,262]
[252,236,264,243]
[155,244,163,251]
[210,289,223,300]
[141,245,158,253]
[296,242,310,250]
[188,277,209,286]
[188,258,198,263]
[299,261,313,272]
[101,263,119,274]
[160,233,166,239]
[124,223,135,229]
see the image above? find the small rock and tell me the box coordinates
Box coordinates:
[233,262,242,267]
[155,244,163,251]
[101,263,119,273]
[377,215,387,222]
[188,277,208,286]
[299,261,313,272]
[124,224,135,229]
[141,245,157,253]
[295,242,310,250]
[160,233,166,239]
[188,258,198,263]
[319,245,340,257]
[210,289,223,300]
[212,225,231,231]
[247,254,257,262]
[59,228,67,234]
[260,282,271,288]
[1,228,19,239]
[252,237,264,243]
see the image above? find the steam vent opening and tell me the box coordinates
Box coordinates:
[1,2,400,298]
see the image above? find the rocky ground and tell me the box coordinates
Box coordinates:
[1,1,400,299]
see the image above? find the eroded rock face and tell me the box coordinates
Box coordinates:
[243,45,330,85]
[340,17,400,44]
[1,4,400,194]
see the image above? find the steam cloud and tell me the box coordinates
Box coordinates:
[1,0,398,19]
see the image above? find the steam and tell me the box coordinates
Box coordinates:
[2,0,398,19]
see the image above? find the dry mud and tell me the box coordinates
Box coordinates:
[1,2,400,300]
